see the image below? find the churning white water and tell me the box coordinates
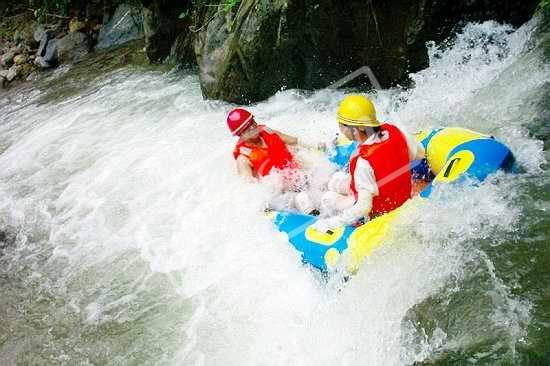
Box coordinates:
[0,18,547,365]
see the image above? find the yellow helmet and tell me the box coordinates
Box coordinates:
[336,95,379,127]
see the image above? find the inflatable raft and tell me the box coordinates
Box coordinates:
[270,127,516,272]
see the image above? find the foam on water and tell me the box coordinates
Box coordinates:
[0,18,547,365]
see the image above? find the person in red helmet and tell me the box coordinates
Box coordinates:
[227,107,318,213]
[228,108,301,179]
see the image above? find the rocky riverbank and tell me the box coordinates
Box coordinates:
[0,0,543,102]
[0,2,144,90]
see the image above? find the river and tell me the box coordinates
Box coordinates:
[0,17,548,365]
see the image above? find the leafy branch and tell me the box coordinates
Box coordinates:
[222,0,241,13]
[28,0,72,22]
[537,0,550,12]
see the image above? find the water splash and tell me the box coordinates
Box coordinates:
[0,17,548,366]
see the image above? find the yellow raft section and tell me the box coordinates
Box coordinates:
[344,127,507,273]
[417,127,490,175]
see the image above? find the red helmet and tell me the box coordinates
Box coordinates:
[227,108,254,136]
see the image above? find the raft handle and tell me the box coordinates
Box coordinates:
[443,158,461,178]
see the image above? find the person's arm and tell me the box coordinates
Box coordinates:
[272,130,298,146]
[236,155,255,178]
[403,130,425,161]
[273,129,325,150]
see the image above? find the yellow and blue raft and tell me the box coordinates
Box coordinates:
[270,127,516,272]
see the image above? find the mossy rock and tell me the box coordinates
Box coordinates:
[194,0,431,103]
[190,0,540,104]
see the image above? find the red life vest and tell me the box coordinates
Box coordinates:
[233,125,297,177]
[349,124,412,217]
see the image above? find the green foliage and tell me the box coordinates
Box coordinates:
[179,9,190,19]
[28,0,71,21]
[538,0,550,13]
[223,0,241,13]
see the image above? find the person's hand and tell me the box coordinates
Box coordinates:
[296,138,326,152]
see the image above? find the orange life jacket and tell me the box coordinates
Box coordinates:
[349,124,412,217]
[233,125,297,177]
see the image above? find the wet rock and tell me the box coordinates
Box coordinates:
[96,4,144,50]
[37,30,55,57]
[194,0,435,103]
[19,63,34,79]
[167,32,194,65]
[6,65,20,82]
[13,54,28,65]
[191,0,538,103]
[57,32,91,64]
[11,46,23,56]
[1,51,15,67]
[33,23,46,42]
[26,71,39,81]
[34,56,51,69]
[43,38,58,65]
[142,1,186,63]
[69,18,86,33]
[49,20,66,38]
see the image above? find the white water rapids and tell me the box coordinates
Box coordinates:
[0,19,548,365]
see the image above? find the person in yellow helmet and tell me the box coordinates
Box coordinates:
[312,95,425,232]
